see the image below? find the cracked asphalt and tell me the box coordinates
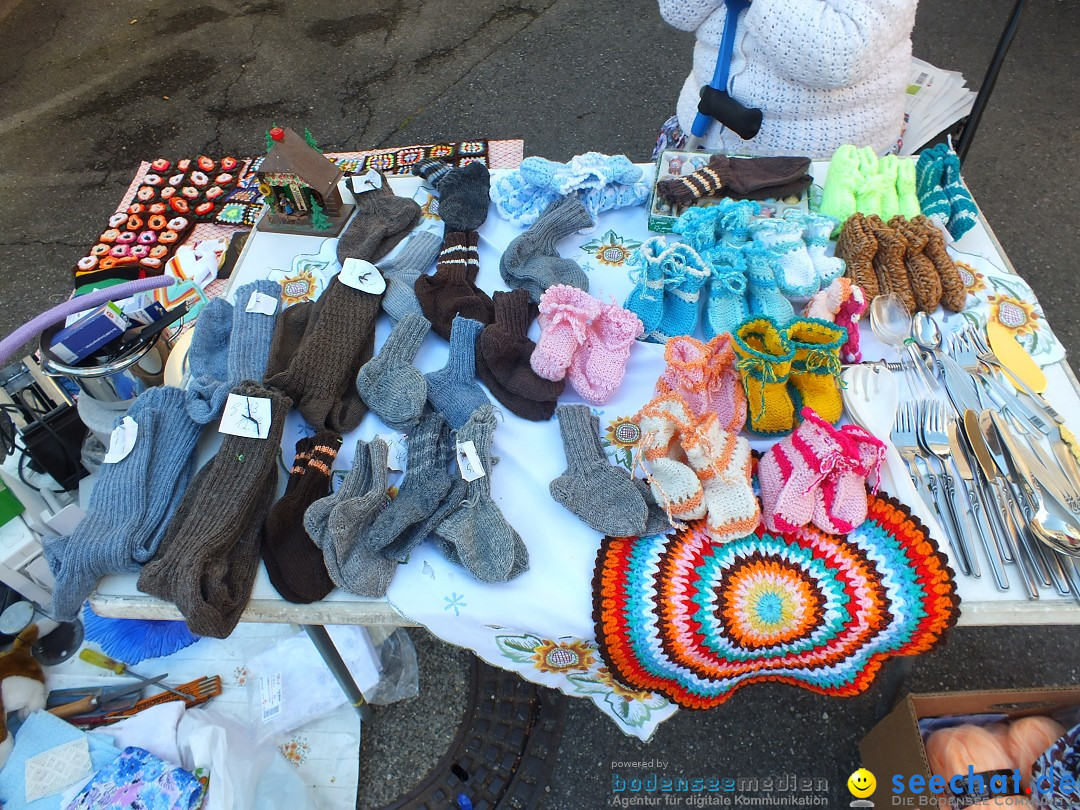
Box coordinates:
[1,0,1078,807]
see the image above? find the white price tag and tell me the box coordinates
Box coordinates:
[259,672,283,723]
[103,417,139,464]
[340,258,386,294]
[455,440,486,482]
[376,432,406,471]
[219,394,272,439]
[349,169,383,194]
[246,290,278,316]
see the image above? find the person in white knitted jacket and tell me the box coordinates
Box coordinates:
[658,0,918,158]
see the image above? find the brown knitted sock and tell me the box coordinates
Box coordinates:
[656,155,730,206]
[889,215,942,313]
[476,289,564,421]
[263,301,314,381]
[137,383,290,638]
[657,155,813,207]
[913,215,967,312]
[866,215,916,314]
[264,277,381,432]
[836,213,880,298]
[415,231,494,340]
[336,175,421,264]
[262,432,340,603]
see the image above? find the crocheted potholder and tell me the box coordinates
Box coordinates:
[593,492,959,710]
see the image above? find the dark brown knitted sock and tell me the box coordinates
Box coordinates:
[866,215,916,314]
[137,383,290,638]
[414,231,494,340]
[264,277,381,432]
[837,213,881,299]
[889,215,942,313]
[336,175,421,264]
[656,155,730,206]
[263,301,314,382]
[262,432,340,603]
[476,289,564,421]
[913,215,967,312]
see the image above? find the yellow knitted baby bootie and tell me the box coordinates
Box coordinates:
[785,317,847,425]
[732,317,795,437]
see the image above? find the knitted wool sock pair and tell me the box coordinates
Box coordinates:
[185,280,281,423]
[499,196,594,302]
[915,144,978,240]
[138,383,291,638]
[802,278,870,363]
[262,433,341,603]
[758,407,885,534]
[415,231,494,340]
[381,230,442,323]
[623,236,710,342]
[655,154,813,207]
[654,334,746,432]
[413,159,490,232]
[425,315,491,429]
[357,313,431,431]
[549,405,669,537]
[819,146,921,231]
[336,175,421,264]
[43,386,203,621]
[531,285,643,405]
[476,289,565,421]
[732,316,847,436]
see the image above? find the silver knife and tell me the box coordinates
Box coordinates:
[948,419,1009,590]
[978,371,1053,435]
[938,354,984,416]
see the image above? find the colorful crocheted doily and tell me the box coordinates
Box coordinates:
[593,492,960,710]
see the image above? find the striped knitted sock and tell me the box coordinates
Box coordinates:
[655,154,728,206]
[414,231,494,340]
[941,150,978,240]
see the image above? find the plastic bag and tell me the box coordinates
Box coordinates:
[364,627,419,706]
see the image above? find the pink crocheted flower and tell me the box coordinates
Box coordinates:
[530,285,603,382]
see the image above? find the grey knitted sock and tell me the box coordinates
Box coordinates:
[433,404,529,583]
[366,410,455,561]
[549,405,649,536]
[413,159,490,232]
[43,386,203,620]
[424,315,490,429]
[633,477,673,536]
[499,196,594,303]
[228,280,281,384]
[185,297,233,424]
[381,231,442,323]
[356,313,430,432]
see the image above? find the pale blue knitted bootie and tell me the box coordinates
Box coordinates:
[715,199,761,245]
[744,243,795,325]
[623,237,668,336]
[654,243,710,341]
[783,209,845,287]
[703,244,749,341]
[749,218,818,299]
[673,205,723,256]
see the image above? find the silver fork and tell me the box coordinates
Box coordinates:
[918,400,978,578]
[954,327,1050,434]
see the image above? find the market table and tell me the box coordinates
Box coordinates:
[88,162,1080,741]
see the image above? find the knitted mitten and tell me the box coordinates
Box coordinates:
[415,231,494,340]
[434,404,529,583]
[499,195,593,303]
[655,335,746,433]
[381,230,442,323]
[137,383,289,638]
[785,317,847,424]
[336,177,421,264]
[941,149,978,240]
[784,209,845,287]
[655,153,729,206]
[702,244,749,341]
[866,215,916,314]
[682,413,759,544]
[264,277,380,432]
[425,316,490,429]
[913,216,967,312]
[834,285,869,363]
[549,405,649,536]
[654,243,710,340]
[812,423,886,534]
[757,407,853,533]
[476,290,565,421]
[889,215,942,313]
[896,157,922,220]
[750,218,818,298]
[366,410,456,562]
[836,213,881,299]
[566,303,643,405]
[184,297,233,423]
[531,285,602,382]
[623,237,667,335]
[876,155,902,222]
[43,387,202,621]
[818,144,862,230]
[357,313,430,431]
[915,144,950,229]
[732,317,796,436]
[262,433,340,604]
[743,243,794,326]
[413,159,490,232]
[636,393,706,521]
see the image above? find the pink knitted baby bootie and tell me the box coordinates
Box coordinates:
[654,334,747,432]
[757,407,855,533]
[567,302,643,404]
[682,413,759,544]
[812,423,886,534]
[531,285,602,382]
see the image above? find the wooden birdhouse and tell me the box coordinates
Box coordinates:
[256,127,354,236]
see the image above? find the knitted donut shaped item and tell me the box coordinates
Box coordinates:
[126,214,144,231]
[147,214,168,231]
[90,244,110,257]
[108,212,127,228]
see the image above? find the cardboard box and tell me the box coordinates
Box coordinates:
[48,302,128,364]
[860,687,1080,806]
